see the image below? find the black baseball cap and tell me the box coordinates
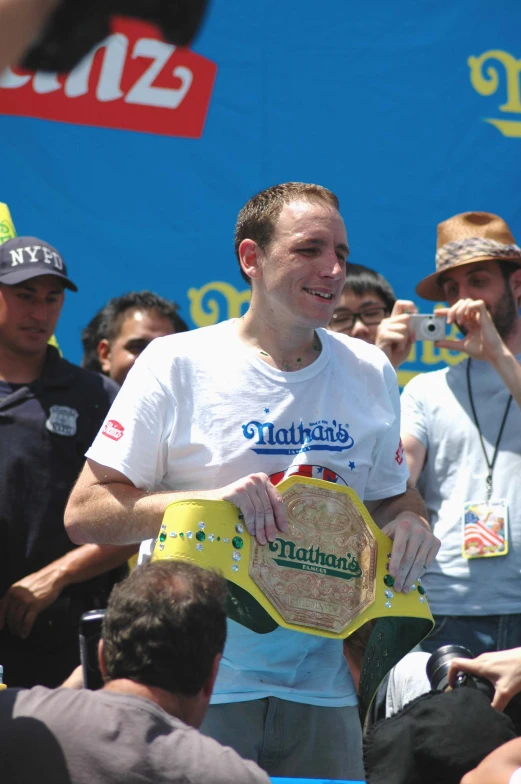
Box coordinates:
[0,236,78,291]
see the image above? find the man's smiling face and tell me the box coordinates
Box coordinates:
[0,276,64,358]
[255,199,349,329]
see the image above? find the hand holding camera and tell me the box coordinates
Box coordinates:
[445,646,521,712]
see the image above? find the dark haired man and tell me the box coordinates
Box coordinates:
[82,290,189,386]
[401,211,521,655]
[0,235,135,688]
[66,182,439,780]
[329,263,418,370]
[0,560,269,784]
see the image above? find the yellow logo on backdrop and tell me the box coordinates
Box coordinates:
[188,281,251,326]
[468,50,521,137]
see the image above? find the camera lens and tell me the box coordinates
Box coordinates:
[426,644,474,692]
[427,321,436,332]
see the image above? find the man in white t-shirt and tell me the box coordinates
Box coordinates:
[65,181,440,780]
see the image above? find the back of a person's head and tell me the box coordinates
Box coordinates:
[81,290,189,373]
[101,561,227,696]
[344,263,396,312]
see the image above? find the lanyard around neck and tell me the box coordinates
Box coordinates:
[466,358,512,500]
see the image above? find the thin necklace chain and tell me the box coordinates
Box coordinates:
[242,329,322,372]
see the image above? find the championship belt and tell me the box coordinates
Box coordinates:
[151,476,434,722]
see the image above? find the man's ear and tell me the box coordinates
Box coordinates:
[98,639,107,680]
[97,339,112,374]
[201,653,222,700]
[509,266,521,307]
[239,239,263,281]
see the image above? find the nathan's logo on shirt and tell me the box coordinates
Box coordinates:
[45,405,79,437]
[102,420,124,441]
[268,537,363,581]
[242,419,355,456]
[395,438,404,465]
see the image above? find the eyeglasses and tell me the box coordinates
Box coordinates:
[329,307,388,331]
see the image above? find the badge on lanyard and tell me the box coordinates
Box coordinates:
[462,359,513,560]
[462,499,509,559]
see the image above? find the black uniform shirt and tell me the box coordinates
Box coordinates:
[0,347,119,598]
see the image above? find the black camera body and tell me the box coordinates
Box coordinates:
[79,609,106,690]
[426,644,495,701]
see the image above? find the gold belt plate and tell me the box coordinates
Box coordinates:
[250,481,377,634]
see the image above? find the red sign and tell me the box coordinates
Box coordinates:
[102,420,125,441]
[395,438,404,465]
[0,18,217,138]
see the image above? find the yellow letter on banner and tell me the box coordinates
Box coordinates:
[188,281,251,327]
[0,203,16,244]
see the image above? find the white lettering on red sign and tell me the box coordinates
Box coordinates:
[395,438,404,465]
[0,18,217,138]
[102,420,125,441]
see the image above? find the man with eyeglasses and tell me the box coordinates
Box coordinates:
[329,263,417,369]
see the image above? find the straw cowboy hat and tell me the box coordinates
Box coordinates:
[416,211,521,301]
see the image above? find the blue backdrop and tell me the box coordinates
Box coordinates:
[1,0,520,386]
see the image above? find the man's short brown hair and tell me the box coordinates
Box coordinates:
[234,182,340,284]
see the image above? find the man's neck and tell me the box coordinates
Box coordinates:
[238,309,322,370]
[0,346,47,384]
[101,679,201,727]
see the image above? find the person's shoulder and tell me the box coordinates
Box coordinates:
[324,328,385,360]
[56,357,120,401]
[138,321,236,366]
[7,685,69,715]
[323,328,393,371]
[402,365,452,397]
[177,725,270,783]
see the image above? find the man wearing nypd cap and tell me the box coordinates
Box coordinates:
[0,236,136,688]
[401,211,521,655]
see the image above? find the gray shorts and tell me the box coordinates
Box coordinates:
[200,697,364,780]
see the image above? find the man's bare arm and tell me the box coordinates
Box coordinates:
[402,433,427,487]
[366,486,439,593]
[461,738,521,784]
[65,459,287,546]
[0,0,58,73]
[0,542,137,638]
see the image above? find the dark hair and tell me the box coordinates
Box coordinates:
[81,290,189,373]
[102,561,227,696]
[342,263,396,313]
[234,182,340,284]
[499,260,521,284]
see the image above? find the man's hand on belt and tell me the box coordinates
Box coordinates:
[212,473,288,546]
[381,511,440,593]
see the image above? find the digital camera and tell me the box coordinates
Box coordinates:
[426,644,495,701]
[79,609,105,690]
[409,313,447,341]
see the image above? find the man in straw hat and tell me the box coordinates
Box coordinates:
[65,182,439,780]
[401,211,521,655]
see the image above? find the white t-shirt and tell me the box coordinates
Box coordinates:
[87,320,408,706]
[401,355,521,616]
